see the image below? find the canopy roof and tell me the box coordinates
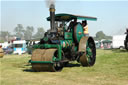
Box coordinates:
[102,40,112,43]
[47,13,97,22]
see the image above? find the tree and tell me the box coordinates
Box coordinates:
[95,31,106,40]
[0,31,11,42]
[14,24,24,39]
[33,27,45,39]
[24,26,34,40]
[94,31,112,40]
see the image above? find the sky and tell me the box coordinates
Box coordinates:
[1,0,128,36]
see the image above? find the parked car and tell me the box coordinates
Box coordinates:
[3,46,13,54]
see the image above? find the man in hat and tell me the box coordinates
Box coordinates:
[82,20,89,36]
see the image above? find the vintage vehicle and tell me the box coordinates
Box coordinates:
[0,46,4,58]
[124,28,128,50]
[29,4,97,72]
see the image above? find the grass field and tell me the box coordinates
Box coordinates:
[0,49,128,85]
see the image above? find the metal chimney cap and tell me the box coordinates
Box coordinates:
[50,4,55,9]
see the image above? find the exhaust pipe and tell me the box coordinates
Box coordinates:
[49,4,56,33]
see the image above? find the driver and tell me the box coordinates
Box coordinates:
[82,20,89,36]
[69,18,77,29]
[57,24,63,36]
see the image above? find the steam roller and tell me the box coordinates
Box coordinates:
[29,4,97,72]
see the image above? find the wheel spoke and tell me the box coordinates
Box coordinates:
[86,41,93,63]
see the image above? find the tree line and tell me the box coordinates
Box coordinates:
[94,31,112,41]
[0,24,112,43]
[0,24,45,42]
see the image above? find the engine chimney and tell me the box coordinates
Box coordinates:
[49,4,56,33]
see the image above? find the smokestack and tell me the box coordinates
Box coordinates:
[49,4,56,33]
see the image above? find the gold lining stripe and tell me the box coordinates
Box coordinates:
[49,9,55,12]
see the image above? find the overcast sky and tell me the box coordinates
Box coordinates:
[1,0,128,36]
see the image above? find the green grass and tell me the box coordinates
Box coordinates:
[0,49,128,85]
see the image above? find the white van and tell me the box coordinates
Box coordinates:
[13,40,27,55]
[1,42,10,49]
[112,35,126,49]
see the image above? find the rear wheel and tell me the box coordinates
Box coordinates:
[119,46,124,50]
[79,37,96,66]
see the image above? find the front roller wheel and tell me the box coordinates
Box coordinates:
[79,37,96,66]
[31,49,63,72]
